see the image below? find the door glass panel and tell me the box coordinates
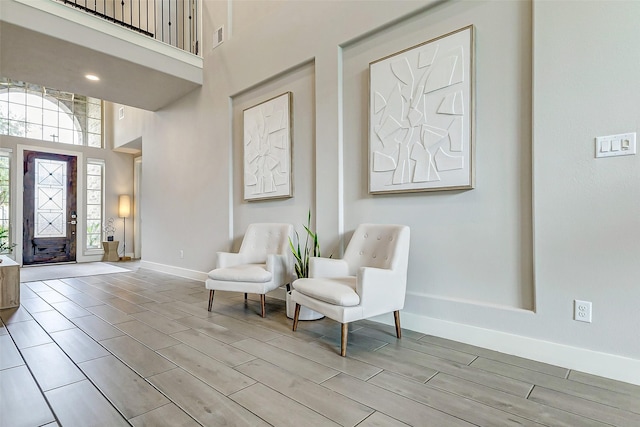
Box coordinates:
[35,159,67,237]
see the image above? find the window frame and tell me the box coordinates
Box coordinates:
[0,149,12,257]
[85,158,105,254]
[0,78,104,148]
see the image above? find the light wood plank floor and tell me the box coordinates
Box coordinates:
[1,268,639,426]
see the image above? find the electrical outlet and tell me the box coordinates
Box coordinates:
[574,300,592,323]
[180,250,184,259]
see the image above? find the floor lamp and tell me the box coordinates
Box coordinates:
[118,194,131,261]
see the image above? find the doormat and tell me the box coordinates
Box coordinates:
[20,262,132,282]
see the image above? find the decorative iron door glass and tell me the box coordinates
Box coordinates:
[369,25,475,193]
[23,151,78,264]
[243,92,293,201]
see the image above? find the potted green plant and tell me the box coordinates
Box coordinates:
[0,227,16,263]
[289,210,322,279]
[286,210,325,320]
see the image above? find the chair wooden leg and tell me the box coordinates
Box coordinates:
[394,310,402,339]
[341,323,348,357]
[207,290,214,312]
[260,294,266,318]
[292,303,301,331]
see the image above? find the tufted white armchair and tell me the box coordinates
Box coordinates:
[205,223,295,317]
[290,223,410,356]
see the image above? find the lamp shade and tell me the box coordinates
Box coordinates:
[118,195,131,218]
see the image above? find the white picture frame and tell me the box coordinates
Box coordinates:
[243,92,293,201]
[369,25,475,194]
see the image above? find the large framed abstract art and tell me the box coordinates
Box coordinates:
[369,25,475,194]
[243,92,293,201]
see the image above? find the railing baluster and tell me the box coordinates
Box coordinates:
[153,0,156,40]
[195,0,198,54]
[51,0,198,54]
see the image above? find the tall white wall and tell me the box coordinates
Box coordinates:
[533,1,640,365]
[105,102,146,153]
[131,0,640,384]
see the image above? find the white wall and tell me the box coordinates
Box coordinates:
[106,102,146,153]
[342,1,533,310]
[127,0,640,384]
[232,61,316,249]
[533,0,640,364]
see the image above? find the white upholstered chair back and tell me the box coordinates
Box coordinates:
[238,223,293,264]
[290,223,411,356]
[342,224,410,276]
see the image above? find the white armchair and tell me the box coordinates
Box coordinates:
[205,223,295,317]
[290,223,410,356]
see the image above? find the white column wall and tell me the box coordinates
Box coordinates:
[532,1,640,369]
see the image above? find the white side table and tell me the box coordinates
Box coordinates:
[0,255,20,309]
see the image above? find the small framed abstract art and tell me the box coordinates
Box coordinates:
[243,92,293,201]
[369,25,475,194]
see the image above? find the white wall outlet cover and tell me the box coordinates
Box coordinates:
[574,299,592,323]
[118,106,125,120]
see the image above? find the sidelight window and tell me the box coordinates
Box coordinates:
[86,159,105,250]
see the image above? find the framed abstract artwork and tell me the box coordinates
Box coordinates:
[243,92,293,201]
[369,25,475,194]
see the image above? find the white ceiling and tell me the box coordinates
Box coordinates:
[0,0,203,112]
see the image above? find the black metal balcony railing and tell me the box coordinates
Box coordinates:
[56,0,199,55]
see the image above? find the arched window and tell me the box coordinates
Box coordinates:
[0,78,103,148]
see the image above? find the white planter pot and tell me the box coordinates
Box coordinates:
[286,291,324,320]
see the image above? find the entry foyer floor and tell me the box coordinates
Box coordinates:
[1,268,639,426]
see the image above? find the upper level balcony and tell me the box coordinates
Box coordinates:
[0,0,203,111]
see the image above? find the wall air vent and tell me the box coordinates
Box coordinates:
[213,26,224,50]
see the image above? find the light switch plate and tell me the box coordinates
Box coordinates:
[595,132,636,158]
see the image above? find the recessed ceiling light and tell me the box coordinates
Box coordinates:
[85,74,100,81]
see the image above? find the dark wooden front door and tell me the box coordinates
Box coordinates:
[23,151,77,265]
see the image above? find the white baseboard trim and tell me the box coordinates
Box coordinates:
[78,254,105,263]
[139,260,208,282]
[373,311,640,386]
